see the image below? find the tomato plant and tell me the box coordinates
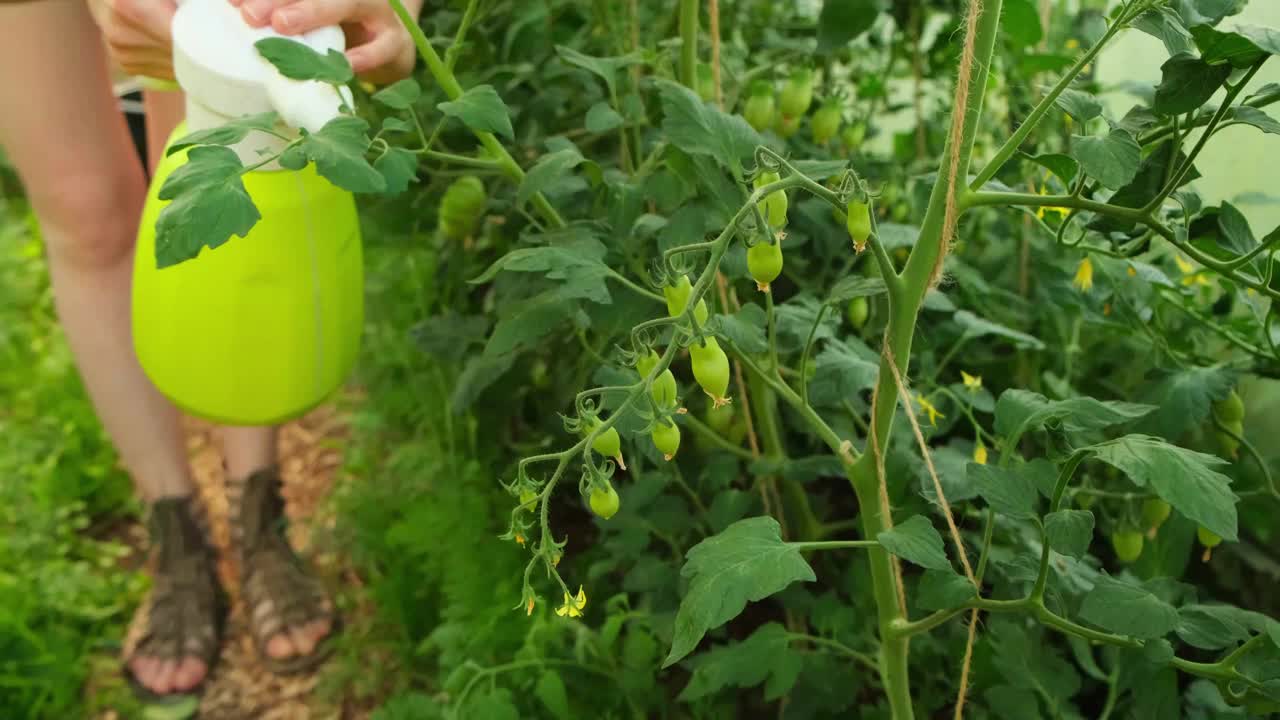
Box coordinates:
[146,0,1280,717]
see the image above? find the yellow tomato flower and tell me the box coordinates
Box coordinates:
[1035,185,1071,220]
[916,394,944,427]
[515,533,526,546]
[1065,38,1080,50]
[1073,257,1094,292]
[961,371,982,392]
[1174,254,1211,287]
[556,586,587,618]
[1127,265,1137,277]
[974,442,988,465]
[526,597,536,616]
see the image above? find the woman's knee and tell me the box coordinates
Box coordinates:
[29,167,147,270]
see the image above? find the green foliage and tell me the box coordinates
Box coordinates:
[0,203,145,718]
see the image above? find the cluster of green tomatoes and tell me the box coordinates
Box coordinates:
[727,67,865,154]
[1106,390,1244,563]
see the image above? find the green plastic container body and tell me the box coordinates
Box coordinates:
[132,125,363,426]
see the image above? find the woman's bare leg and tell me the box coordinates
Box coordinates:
[0,0,202,694]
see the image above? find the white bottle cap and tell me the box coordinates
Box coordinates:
[171,0,355,165]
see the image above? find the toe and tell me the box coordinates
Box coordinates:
[307,617,332,644]
[130,656,156,688]
[266,632,295,660]
[152,659,178,695]
[172,657,207,692]
[289,625,318,656]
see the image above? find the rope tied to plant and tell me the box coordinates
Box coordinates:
[934,0,986,289]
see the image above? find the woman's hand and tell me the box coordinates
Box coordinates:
[87,0,178,80]
[230,0,420,85]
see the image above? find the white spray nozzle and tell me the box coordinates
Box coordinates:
[171,0,353,140]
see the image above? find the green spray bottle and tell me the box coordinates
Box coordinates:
[132,0,362,425]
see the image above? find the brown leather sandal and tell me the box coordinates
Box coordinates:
[122,496,226,704]
[229,467,338,675]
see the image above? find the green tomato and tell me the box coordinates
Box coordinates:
[1111,530,1144,563]
[663,275,710,325]
[842,122,866,153]
[743,92,776,133]
[753,171,788,228]
[778,68,814,118]
[846,199,872,251]
[638,351,678,408]
[690,337,731,406]
[1214,389,1245,423]
[811,103,842,145]
[1197,526,1222,549]
[589,483,620,520]
[439,176,486,239]
[1141,498,1171,533]
[847,296,869,330]
[705,401,734,434]
[586,419,624,468]
[519,489,537,507]
[773,112,801,138]
[747,240,784,292]
[651,420,681,460]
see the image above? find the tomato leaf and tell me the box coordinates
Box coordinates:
[1153,53,1232,115]
[994,389,1155,439]
[254,37,353,84]
[878,515,951,571]
[372,78,421,110]
[167,112,280,155]
[1079,575,1179,639]
[1135,366,1235,441]
[1090,434,1238,542]
[656,80,762,174]
[1072,128,1141,190]
[438,85,514,140]
[678,623,802,701]
[534,671,571,718]
[915,569,975,611]
[298,116,384,193]
[518,148,586,206]
[1176,604,1253,650]
[969,462,1041,520]
[816,0,885,54]
[374,147,419,195]
[1053,88,1103,123]
[664,517,816,667]
[154,145,261,268]
[1044,510,1095,559]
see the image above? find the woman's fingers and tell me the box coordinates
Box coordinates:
[270,0,366,35]
[345,26,413,83]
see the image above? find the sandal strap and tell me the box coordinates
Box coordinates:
[228,468,330,647]
[125,497,222,665]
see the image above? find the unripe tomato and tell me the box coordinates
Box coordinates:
[753,171,788,228]
[847,199,872,251]
[774,113,801,139]
[842,123,866,153]
[1111,530,1144,563]
[636,350,678,407]
[1215,390,1245,423]
[1197,526,1222,549]
[589,483,620,519]
[651,420,681,460]
[585,419,624,468]
[439,176,486,239]
[743,91,776,133]
[664,275,710,325]
[812,102,842,145]
[690,337,731,406]
[847,296,869,329]
[705,401,734,434]
[519,489,537,507]
[747,240,784,292]
[1141,498,1171,533]
[778,68,814,118]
